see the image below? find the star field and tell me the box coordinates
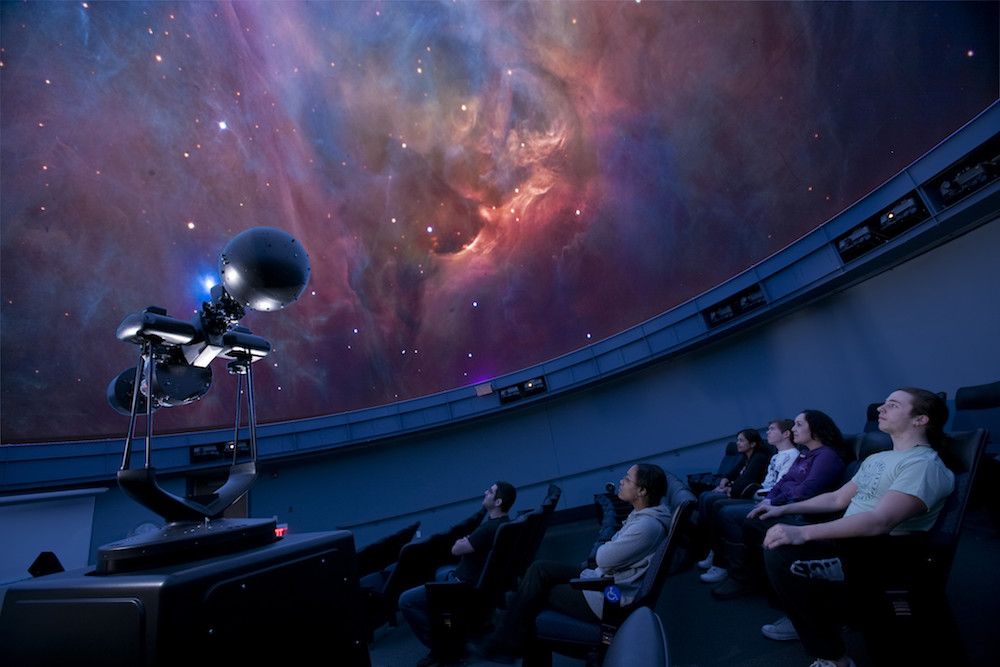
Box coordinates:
[1,1,997,442]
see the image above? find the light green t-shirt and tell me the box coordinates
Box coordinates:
[843,445,955,534]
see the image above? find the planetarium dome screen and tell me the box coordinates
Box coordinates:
[1,1,997,443]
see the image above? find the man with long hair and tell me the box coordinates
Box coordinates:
[758,388,955,667]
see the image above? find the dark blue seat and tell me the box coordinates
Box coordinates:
[953,380,1000,531]
[837,428,988,665]
[508,485,562,596]
[425,510,534,661]
[602,606,669,667]
[355,521,421,579]
[686,441,742,496]
[952,380,1000,449]
[360,510,485,640]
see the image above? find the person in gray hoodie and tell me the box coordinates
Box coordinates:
[467,462,671,663]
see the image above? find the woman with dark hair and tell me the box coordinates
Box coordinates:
[693,429,771,579]
[761,410,849,507]
[799,409,853,462]
[713,429,771,498]
[709,410,846,600]
[758,388,954,666]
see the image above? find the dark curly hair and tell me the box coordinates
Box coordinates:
[634,463,667,505]
[800,409,852,462]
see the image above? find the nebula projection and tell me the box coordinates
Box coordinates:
[1,1,997,442]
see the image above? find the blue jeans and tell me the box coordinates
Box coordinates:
[398,565,459,650]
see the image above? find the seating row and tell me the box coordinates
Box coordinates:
[425,484,562,660]
[692,421,988,666]
[357,484,562,648]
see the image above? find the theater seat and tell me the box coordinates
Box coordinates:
[952,379,1000,531]
[602,606,669,667]
[355,521,421,578]
[361,510,485,639]
[837,428,988,665]
[424,511,534,661]
[509,485,562,594]
[686,441,742,495]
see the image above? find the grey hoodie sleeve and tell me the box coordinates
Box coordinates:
[594,506,669,572]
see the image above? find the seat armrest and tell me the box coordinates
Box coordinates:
[424,580,484,617]
[836,532,933,580]
[568,576,615,591]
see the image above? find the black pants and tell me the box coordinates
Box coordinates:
[727,515,798,585]
[494,560,598,649]
[762,539,968,665]
[762,540,847,660]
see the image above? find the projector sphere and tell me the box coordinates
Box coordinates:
[219,227,310,311]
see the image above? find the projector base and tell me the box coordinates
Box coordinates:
[0,530,370,667]
[96,517,278,574]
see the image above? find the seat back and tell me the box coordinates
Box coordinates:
[355,521,421,577]
[630,485,696,611]
[687,441,743,495]
[379,509,484,601]
[602,606,669,667]
[543,483,563,509]
[510,485,562,593]
[474,511,533,606]
[951,380,1000,452]
[926,429,988,560]
[424,512,532,660]
[863,402,882,432]
[838,428,988,665]
[501,507,547,599]
[839,430,892,484]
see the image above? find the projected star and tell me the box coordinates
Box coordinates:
[0,0,996,441]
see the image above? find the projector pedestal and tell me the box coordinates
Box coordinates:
[0,530,370,667]
[95,517,279,574]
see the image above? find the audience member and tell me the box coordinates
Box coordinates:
[710,410,848,599]
[693,428,771,569]
[467,463,671,664]
[759,388,954,667]
[399,481,517,667]
[698,419,797,582]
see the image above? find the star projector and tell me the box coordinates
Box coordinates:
[101,227,309,573]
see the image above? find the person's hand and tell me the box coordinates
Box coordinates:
[763,523,806,549]
[753,502,784,521]
[747,502,770,519]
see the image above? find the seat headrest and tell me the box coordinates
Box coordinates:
[955,380,1000,410]
[855,431,892,461]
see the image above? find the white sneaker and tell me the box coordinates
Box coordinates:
[697,550,714,570]
[761,615,798,641]
[699,565,727,583]
[808,658,857,667]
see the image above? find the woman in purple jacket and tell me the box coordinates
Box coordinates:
[709,409,849,600]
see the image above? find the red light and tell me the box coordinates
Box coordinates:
[274,523,289,537]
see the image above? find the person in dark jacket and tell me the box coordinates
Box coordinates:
[693,429,771,571]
